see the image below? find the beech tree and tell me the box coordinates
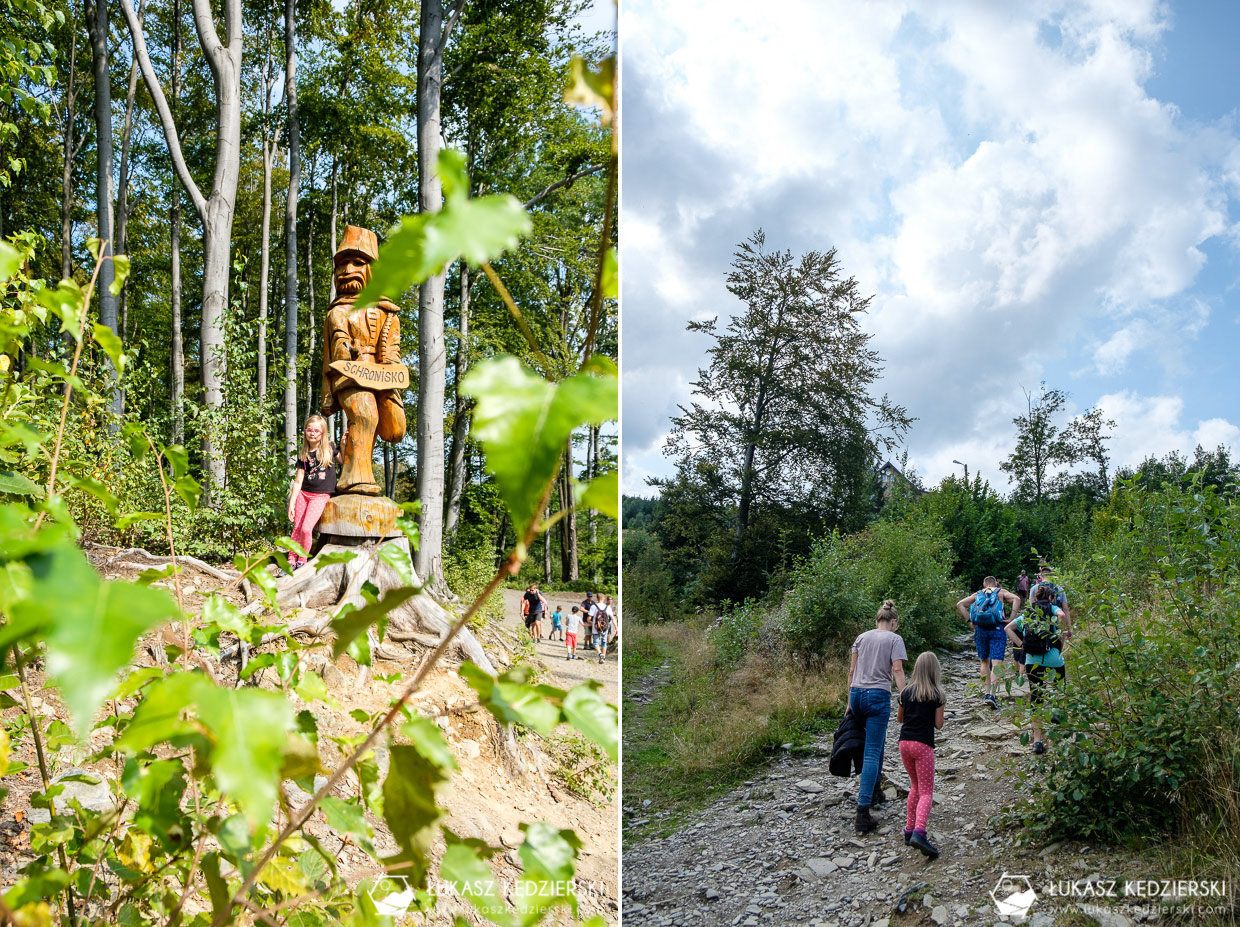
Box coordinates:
[664,230,911,548]
[121,0,244,494]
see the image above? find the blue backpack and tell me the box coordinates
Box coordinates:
[970,587,1005,630]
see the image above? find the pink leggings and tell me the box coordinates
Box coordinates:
[291,490,331,561]
[899,740,936,832]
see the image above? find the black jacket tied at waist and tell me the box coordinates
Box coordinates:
[829,711,865,777]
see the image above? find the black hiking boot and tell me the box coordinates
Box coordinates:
[904,830,913,845]
[909,831,939,859]
[855,807,877,834]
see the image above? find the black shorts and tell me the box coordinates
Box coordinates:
[1026,663,1065,704]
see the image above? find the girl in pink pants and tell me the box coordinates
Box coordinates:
[287,415,339,568]
[898,651,946,859]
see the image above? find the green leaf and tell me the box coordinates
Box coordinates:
[114,511,163,531]
[319,796,373,850]
[202,852,231,923]
[0,728,10,777]
[86,237,102,261]
[109,254,130,296]
[162,444,189,479]
[600,246,617,301]
[35,279,87,342]
[330,587,417,660]
[463,357,617,538]
[92,322,125,373]
[381,744,449,888]
[203,595,253,644]
[313,549,359,570]
[114,672,204,755]
[565,55,615,124]
[63,473,118,513]
[577,470,618,519]
[460,663,564,736]
[516,822,583,922]
[0,239,21,279]
[195,683,296,828]
[0,470,40,496]
[122,758,188,852]
[0,420,50,457]
[377,541,414,586]
[354,150,531,309]
[31,545,178,738]
[400,717,458,772]
[293,671,332,705]
[174,475,202,511]
[440,839,514,927]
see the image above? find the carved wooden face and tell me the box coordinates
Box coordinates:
[334,253,372,296]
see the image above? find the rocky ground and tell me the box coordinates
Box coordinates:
[0,550,618,924]
[622,637,1159,927]
[499,588,619,704]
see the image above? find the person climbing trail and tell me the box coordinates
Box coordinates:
[1006,583,1071,754]
[956,576,1022,709]
[846,600,907,835]
[898,651,946,859]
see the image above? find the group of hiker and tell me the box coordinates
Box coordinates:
[832,568,1071,861]
[521,584,618,664]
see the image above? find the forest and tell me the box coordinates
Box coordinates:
[1,0,617,590]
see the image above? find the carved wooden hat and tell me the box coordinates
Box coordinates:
[334,225,379,263]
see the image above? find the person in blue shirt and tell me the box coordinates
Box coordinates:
[1005,584,1073,754]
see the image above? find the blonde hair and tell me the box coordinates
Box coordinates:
[908,651,946,704]
[300,414,333,464]
[875,599,899,625]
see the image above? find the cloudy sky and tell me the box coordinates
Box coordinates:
[620,0,1240,495]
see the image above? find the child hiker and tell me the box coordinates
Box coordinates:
[549,606,565,642]
[287,414,338,568]
[565,606,583,660]
[898,651,946,859]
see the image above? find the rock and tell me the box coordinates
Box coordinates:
[866,851,877,869]
[831,856,854,868]
[459,739,481,759]
[703,889,720,901]
[1028,914,1054,927]
[322,663,346,689]
[745,905,761,915]
[805,858,838,878]
[929,904,948,925]
[795,779,825,793]
[1077,906,1133,927]
[27,767,114,823]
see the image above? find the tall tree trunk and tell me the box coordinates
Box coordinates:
[444,261,471,539]
[588,425,599,582]
[60,24,79,282]
[116,0,144,344]
[415,0,449,581]
[542,503,551,582]
[303,172,316,422]
[121,0,243,496]
[169,0,184,443]
[283,0,300,464]
[256,45,272,403]
[86,0,120,416]
[558,443,579,582]
[328,154,337,300]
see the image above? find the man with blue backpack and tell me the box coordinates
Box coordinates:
[956,576,1023,709]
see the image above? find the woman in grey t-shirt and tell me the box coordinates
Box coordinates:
[846,600,908,834]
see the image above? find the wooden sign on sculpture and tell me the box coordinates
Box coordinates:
[328,359,410,391]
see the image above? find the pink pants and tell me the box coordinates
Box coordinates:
[291,491,331,561]
[900,740,936,832]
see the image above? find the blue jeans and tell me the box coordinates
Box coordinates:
[849,687,892,810]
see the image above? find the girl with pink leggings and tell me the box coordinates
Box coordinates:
[898,651,946,859]
[287,415,339,568]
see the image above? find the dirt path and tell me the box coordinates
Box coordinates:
[622,636,1142,927]
[500,589,618,704]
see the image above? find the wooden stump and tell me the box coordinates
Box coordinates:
[256,536,494,674]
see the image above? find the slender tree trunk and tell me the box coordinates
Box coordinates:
[415,0,448,581]
[588,425,599,582]
[558,443,579,582]
[444,262,471,539]
[542,503,551,582]
[60,25,78,282]
[169,0,184,443]
[86,0,120,415]
[257,124,271,400]
[283,0,300,464]
[303,176,316,422]
[328,154,337,301]
[116,0,143,345]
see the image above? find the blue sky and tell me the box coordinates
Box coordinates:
[620,0,1240,495]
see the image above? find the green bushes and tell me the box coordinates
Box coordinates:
[1008,480,1240,847]
[778,514,959,658]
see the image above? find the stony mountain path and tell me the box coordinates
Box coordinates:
[622,637,1138,927]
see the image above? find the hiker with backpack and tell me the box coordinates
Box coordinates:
[1016,570,1030,609]
[956,576,1022,709]
[845,600,908,835]
[593,600,613,663]
[1029,566,1072,623]
[1006,583,1071,753]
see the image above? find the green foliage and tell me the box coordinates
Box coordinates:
[779,515,958,658]
[1005,480,1240,846]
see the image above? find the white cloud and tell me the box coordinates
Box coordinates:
[1097,391,1240,466]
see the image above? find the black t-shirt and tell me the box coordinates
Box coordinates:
[298,451,337,495]
[899,688,944,748]
[523,591,545,616]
